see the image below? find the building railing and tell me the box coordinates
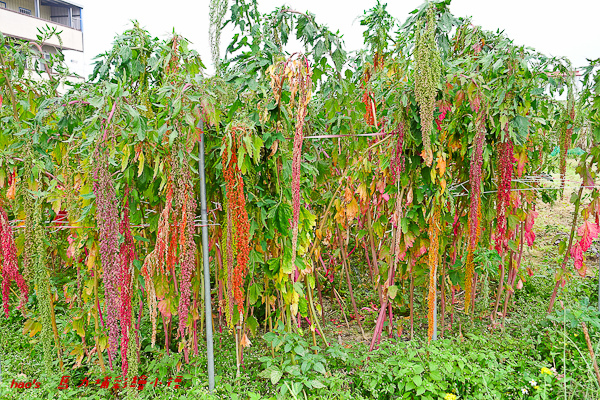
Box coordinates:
[0,6,83,51]
[50,15,81,31]
[0,4,82,32]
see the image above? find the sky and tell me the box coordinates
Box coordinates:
[75,0,600,77]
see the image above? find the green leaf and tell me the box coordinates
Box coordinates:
[311,380,325,389]
[298,297,308,317]
[294,345,306,357]
[314,362,326,375]
[246,315,259,335]
[412,375,422,387]
[168,130,178,146]
[388,285,398,299]
[270,368,283,384]
[429,370,442,381]
[282,247,294,274]
[275,203,292,236]
[512,116,530,145]
[558,239,566,255]
[133,235,149,243]
[248,283,262,305]
[332,47,346,71]
[313,40,326,61]
[570,191,579,204]
[293,281,304,296]
[252,135,263,163]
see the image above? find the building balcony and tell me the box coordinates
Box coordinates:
[0,0,83,52]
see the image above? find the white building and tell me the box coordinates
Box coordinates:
[0,0,84,77]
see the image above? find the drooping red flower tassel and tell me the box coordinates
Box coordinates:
[495,138,515,255]
[0,206,28,317]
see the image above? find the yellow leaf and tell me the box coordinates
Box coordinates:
[73,318,85,337]
[86,243,98,271]
[138,151,145,177]
[83,279,94,303]
[98,335,108,352]
[290,292,299,317]
[23,319,34,335]
[356,183,367,204]
[436,155,447,176]
[70,345,83,356]
[345,198,359,221]
[52,199,62,215]
[121,144,130,172]
[344,187,353,203]
[29,322,42,337]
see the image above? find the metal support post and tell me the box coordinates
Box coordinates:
[198,121,215,391]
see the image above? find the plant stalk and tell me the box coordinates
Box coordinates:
[548,186,584,314]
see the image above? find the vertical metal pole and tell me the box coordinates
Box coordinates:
[34,0,40,18]
[198,121,215,391]
[68,7,73,28]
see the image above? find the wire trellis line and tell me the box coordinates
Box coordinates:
[9,221,221,230]
[448,173,596,198]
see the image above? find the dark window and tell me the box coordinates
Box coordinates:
[19,7,32,15]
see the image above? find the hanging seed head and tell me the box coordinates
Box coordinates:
[222,126,250,312]
[389,122,406,183]
[289,59,313,275]
[414,4,441,166]
[468,112,486,249]
[495,138,514,255]
[427,204,441,341]
[0,206,28,317]
[92,152,121,367]
[176,162,198,347]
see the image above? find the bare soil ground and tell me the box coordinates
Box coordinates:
[533,160,599,276]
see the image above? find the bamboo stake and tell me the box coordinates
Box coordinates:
[234,324,241,378]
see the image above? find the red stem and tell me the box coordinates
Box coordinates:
[102,101,118,142]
